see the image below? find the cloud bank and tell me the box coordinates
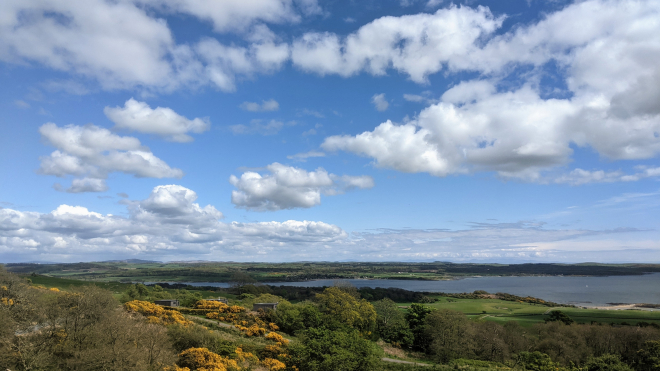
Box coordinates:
[0,186,652,262]
[321,0,660,181]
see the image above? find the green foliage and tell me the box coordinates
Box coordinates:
[316,286,377,334]
[545,310,575,325]
[637,340,660,371]
[0,267,176,371]
[288,328,380,371]
[584,354,633,371]
[374,298,414,347]
[406,303,433,351]
[424,309,474,362]
[269,301,324,334]
[167,323,235,356]
[516,351,560,371]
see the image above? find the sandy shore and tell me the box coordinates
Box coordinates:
[581,304,657,311]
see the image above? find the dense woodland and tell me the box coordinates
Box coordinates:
[2,266,660,371]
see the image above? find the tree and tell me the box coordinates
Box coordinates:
[545,310,574,325]
[374,298,413,347]
[424,309,474,362]
[287,328,380,371]
[638,340,660,371]
[405,303,432,351]
[316,287,376,334]
[584,354,633,371]
[516,351,560,371]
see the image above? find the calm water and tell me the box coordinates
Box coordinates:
[151,273,660,307]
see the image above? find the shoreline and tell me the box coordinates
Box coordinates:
[578,303,658,311]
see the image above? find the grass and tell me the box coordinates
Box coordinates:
[397,296,660,326]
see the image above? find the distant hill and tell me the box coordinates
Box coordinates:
[101,259,161,264]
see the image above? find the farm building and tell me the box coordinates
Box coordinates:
[154,299,180,307]
[253,302,278,311]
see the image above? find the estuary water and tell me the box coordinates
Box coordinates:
[154,272,660,307]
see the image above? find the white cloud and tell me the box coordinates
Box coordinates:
[322,0,660,181]
[0,1,300,92]
[287,150,326,161]
[0,194,651,262]
[0,0,175,90]
[139,0,320,32]
[551,166,660,185]
[403,94,432,104]
[57,178,109,193]
[291,6,503,82]
[0,184,350,262]
[229,119,292,135]
[229,163,374,211]
[104,98,210,142]
[371,93,389,111]
[426,0,443,8]
[38,123,183,192]
[240,99,280,112]
[194,35,290,92]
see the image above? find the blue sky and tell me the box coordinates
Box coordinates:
[1,0,659,263]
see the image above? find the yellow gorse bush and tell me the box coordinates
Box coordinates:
[175,347,240,371]
[124,300,192,326]
[261,358,286,371]
[265,332,288,345]
[235,324,266,336]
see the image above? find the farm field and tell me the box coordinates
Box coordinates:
[405,296,660,326]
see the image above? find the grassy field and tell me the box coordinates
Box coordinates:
[399,295,660,326]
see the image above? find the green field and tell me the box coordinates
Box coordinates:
[398,295,660,326]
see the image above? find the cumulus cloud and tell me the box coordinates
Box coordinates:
[322,0,660,181]
[240,99,280,112]
[38,123,183,192]
[0,1,302,92]
[0,184,349,262]
[229,163,374,210]
[371,93,389,111]
[291,6,503,82]
[104,98,210,142]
